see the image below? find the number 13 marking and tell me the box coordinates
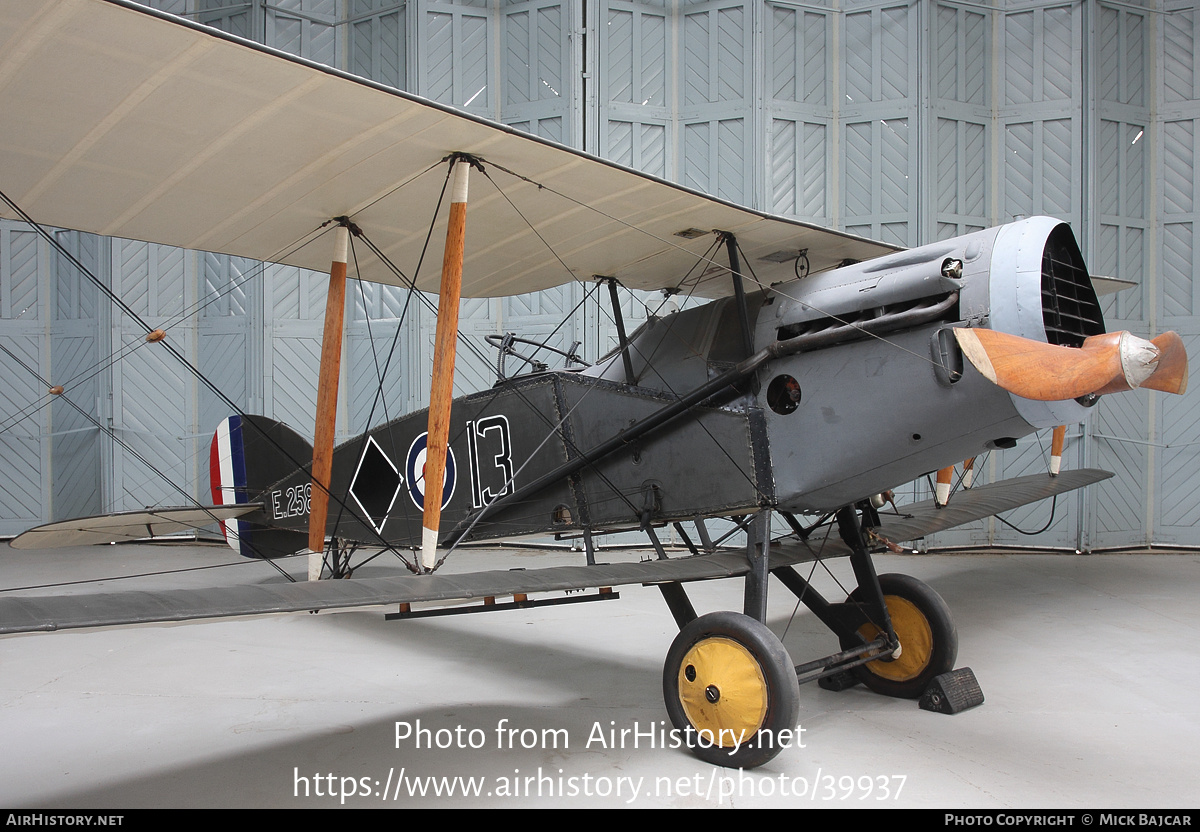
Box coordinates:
[466,415,514,509]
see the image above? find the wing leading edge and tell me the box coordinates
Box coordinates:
[0,0,897,299]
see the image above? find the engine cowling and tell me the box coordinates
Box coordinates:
[758,217,1117,511]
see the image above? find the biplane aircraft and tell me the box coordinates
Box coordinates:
[0,0,1189,769]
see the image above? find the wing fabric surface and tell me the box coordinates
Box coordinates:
[0,0,896,299]
[772,468,1112,561]
[872,468,1110,542]
[0,470,1109,635]
[0,551,791,635]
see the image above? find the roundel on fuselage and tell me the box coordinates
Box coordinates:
[405,432,457,510]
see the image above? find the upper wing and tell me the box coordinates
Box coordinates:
[0,0,897,299]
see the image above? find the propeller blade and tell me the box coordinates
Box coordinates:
[953,328,1161,401]
[1141,331,1188,395]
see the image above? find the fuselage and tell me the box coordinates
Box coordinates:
[253,217,1104,546]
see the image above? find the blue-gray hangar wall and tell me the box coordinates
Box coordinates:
[0,0,1197,550]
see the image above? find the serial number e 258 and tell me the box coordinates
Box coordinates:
[269,483,311,520]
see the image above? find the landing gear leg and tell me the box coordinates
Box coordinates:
[743,509,771,623]
[847,574,958,698]
[835,505,958,698]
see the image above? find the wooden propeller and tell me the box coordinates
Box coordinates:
[954,327,1188,401]
[1141,331,1189,395]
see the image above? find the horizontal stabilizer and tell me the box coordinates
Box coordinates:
[7,505,261,550]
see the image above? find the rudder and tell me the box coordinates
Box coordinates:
[210,414,311,559]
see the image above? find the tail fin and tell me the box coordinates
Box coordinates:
[210,415,311,559]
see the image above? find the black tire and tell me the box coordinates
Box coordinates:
[846,573,958,699]
[663,611,800,768]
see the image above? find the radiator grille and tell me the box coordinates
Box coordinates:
[1041,225,1105,347]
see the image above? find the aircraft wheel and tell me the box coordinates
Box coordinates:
[663,611,800,769]
[848,573,958,699]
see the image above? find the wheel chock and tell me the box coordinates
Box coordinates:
[818,668,860,692]
[918,667,984,714]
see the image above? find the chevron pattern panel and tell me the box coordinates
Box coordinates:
[599,0,670,182]
[347,322,408,434]
[197,0,259,40]
[347,270,411,434]
[1157,335,1200,542]
[843,4,910,104]
[1089,392,1151,548]
[264,262,326,438]
[505,1,566,105]
[0,223,45,530]
[110,327,190,511]
[1163,6,1196,104]
[349,0,406,90]
[935,4,987,106]
[1155,6,1200,547]
[1098,5,1145,108]
[842,116,912,246]
[107,238,196,510]
[682,3,746,106]
[683,118,749,205]
[0,333,44,530]
[935,118,987,239]
[603,121,667,177]
[422,1,492,115]
[605,0,667,107]
[1004,6,1075,106]
[768,119,828,221]
[768,4,826,105]
[765,2,830,223]
[1001,118,1078,224]
[502,0,573,145]
[266,0,339,64]
[48,230,103,522]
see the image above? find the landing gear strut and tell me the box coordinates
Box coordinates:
[659,502,968,769]
[843,573,958,698]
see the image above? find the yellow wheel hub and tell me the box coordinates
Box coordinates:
[677,637,768,746]
[858,596,933,682]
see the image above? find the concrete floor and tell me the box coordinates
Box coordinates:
[1,541,1197,808]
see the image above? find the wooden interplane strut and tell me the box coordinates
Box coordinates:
[308,224,350,580]
[421,158,472,570]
